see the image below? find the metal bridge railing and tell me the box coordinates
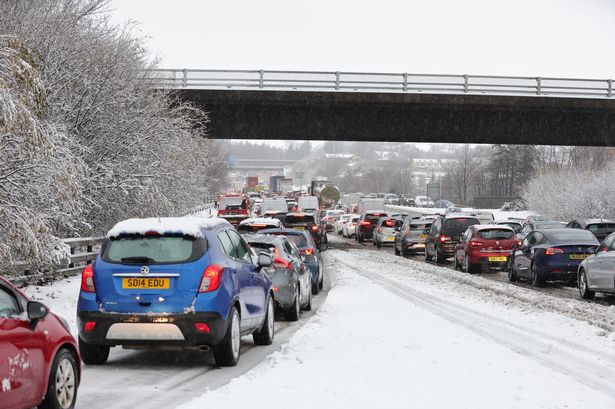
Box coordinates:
[149,69,615,99]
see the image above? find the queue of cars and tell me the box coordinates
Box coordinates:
[334,202,615,299]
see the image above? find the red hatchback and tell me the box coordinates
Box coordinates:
[0,276,80,409]
[454,225,519,273]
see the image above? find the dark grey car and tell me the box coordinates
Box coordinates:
[395,218,432,256]
[244,234,312,321]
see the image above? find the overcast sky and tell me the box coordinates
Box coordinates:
[110,0,615,78]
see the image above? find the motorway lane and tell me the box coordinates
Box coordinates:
[327,233,615,306]
[76,257,333,409]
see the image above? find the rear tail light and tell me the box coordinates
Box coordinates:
[378,227,383,233]
[360,221,371,226]
[311,225,318,232]
[439,235,451,243]
[385,221,395,227]
[274,248,291,269]
[198,264,225,292]
[302,248,315,255]
[83,321,96,332]
[515,240,522,246]
[349,222,356,227]
[194,323,211,333]
[81,264,96,292]
[470,241,484,247]
[545,248,564,255]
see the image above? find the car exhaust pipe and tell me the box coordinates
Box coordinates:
[197,345,209,352]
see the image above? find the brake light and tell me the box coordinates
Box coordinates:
[515,240,522,247]
[349,222,356,227]
[273,248,291,269]
[302,248,315,255]
[360,221,371,226]
[378,227,383,233]
[83,321,96,332]
[545,248,564,255]
[194,323,211,333]
[198,264,225,292]
[439,235,451,242]
[385,221,395,227]
[144,230,160,236]
[311,225,318,232]
[81,264,96,292]
[470,241,484,247]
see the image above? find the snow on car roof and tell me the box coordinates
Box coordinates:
[239,217,282,226]
[107,217,230,239]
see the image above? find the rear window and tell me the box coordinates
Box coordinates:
[246,242,276,254]
[103,234,206,264]
[285,215,316,225]
[365,214,384,223]
[534,222,562,230]
[443,218,480,236]
[283,235,308,248]
[547,230,598,242]
[477,229,514,240]
[237,224,277,233]
[411,223,431,232]
[587,223,615,234]
[219,197,245,210]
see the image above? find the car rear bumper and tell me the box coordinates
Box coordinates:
[376,234,396,244]
[77,310,228,347]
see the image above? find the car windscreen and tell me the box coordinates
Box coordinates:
[546,230,598,243]
[587,223,615,234]
[285,215,315,225]
[477,229,514,239]
[442,218,480,236]
[103,234,207,264]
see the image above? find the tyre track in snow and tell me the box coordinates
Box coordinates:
[333,251,615,399]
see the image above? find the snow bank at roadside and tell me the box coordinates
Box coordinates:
[176,251,615,409]
[22,277,81,335]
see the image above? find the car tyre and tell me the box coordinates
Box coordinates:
[394,244,400,256]
[453,255,460,270]
[357,234,363,243]
[214,307,241,366]
[578,269,595,300]
[530,263,544,287]
[78,337,109,366]
[425,247,433,262]
[302,287,312,311]
[463,254,474,274]
[253,296,275,346]
[40,348,78,409]
[507,259,517,282]
[434,248,441,264]
[284,291,300,321]
[376,240,381,248]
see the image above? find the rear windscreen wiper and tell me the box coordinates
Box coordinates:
[121,256,155,264]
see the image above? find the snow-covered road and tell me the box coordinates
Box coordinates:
[23,240,615,408]
[178,246,615,409]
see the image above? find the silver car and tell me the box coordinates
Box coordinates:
[578,232,615,299]
[373,217,403,248]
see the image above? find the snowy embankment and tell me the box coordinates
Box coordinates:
[177,249,615,409]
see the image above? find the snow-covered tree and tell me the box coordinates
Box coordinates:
[524,166,615,220]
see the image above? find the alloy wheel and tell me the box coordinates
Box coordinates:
[55,358,76,409]
[231,310,241,360]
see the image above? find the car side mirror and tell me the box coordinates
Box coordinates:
[257,252,273,267]
[320,243,328,251]
[27,301,48,321]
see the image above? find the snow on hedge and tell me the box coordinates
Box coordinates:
[525,165,615,221]
[107,217,230,239]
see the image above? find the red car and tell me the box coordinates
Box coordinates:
[0,276,80,409]
[453,225,519,273]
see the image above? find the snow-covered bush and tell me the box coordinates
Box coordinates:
[524,166,615,221]
[0,36,84,267]
[0,1,227,275]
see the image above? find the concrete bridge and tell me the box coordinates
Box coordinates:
[154,69,615,146]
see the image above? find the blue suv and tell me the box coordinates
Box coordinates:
[77,217,275,367]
